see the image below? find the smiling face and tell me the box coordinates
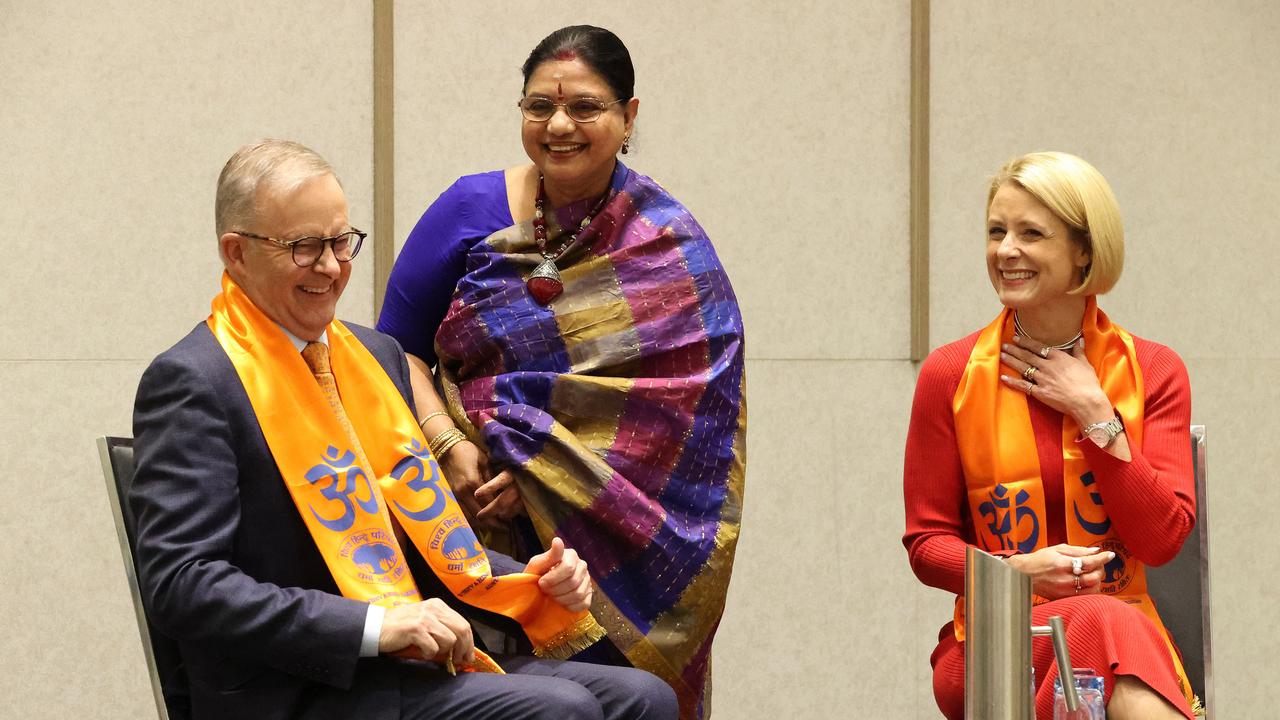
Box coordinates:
[986,182,1091,315]
[221,173,351,340]
[521,57,636,203]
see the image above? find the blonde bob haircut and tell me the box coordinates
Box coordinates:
[987,151,1124,296]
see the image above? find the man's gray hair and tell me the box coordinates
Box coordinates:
[214,139,338,239]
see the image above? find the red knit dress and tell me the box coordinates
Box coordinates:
[902,329,1196,719]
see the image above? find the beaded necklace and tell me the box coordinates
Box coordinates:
[526,175,610,305]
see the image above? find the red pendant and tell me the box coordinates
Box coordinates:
[527,259,564,304]
[528,276,563,304]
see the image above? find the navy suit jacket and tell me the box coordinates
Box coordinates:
[130,321,519,719]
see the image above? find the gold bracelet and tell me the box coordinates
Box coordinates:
[434,433,468,459]
[434,429,466,454]
[428,426,463,451]
[428,427,468,457]
[432,430,468,453]
[417,411,450,431]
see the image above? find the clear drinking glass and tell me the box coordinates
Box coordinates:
[1053,668,1106,719]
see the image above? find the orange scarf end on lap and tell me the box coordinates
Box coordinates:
[207,272,602,667]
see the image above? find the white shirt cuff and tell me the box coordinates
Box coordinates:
[360,604,385,658]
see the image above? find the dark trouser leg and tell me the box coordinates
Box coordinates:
[501,656,678,720]
[398,662,605,720]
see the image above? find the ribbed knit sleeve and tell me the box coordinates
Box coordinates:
[902,335,979,595]
[1079,339,1195,566]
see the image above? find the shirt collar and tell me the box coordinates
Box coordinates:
[281,326,327,352]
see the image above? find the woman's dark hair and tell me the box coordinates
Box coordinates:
[521,25,634,101]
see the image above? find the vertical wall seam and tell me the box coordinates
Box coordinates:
[372,0,394,320]
[910,0,931,362]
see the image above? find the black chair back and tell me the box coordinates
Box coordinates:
[1145,425,1213,717]
[97,437,190,720]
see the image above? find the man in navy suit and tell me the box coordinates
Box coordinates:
[129,139,677,720]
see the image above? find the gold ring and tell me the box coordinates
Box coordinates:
[1074,575,1082,592]
[1022,365,1039,382]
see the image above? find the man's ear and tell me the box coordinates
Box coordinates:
[220,232,247,271]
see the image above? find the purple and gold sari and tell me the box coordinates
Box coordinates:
[436,163,746,719]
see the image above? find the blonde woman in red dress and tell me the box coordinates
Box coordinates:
[903,152,1198,719]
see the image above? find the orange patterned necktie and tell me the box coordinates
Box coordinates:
[301,341,410,549]
[301,341,377,473]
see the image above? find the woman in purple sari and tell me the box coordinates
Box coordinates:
[377,26,746,720]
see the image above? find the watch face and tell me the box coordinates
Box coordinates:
[1087,427,1112,447]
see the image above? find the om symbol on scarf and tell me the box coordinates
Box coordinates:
[1071,471,1112,537]
[389,438,456,522]
[305,445,380,532]
[978,483,1040,553]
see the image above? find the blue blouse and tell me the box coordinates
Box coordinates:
[376,171,512,365]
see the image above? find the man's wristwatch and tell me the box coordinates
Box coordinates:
[1082,413,1125,448]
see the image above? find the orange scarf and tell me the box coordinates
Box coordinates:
[951,298,1191,702]
[207,273,603,668]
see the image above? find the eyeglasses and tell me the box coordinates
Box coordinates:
[233,228,366,268]
[517,96,624,123]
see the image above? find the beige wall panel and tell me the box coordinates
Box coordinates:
[1181,358,1280,718]
[929,1,1280,359]
[0,360,152,718]
[1,1,376,363]
[393,1,911,361]
[716,359,932,717]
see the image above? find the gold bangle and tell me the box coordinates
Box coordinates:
[433,436,466,460]
[418,411,450,431]
[428,426,462,450]
[434,434,468,459]
[428,427,467,457]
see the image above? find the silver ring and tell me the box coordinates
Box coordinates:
[1022,365,1039,382]
[1071,557,1084,575]
[1039,346,1051,359]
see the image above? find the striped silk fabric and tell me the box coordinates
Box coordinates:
[436,163,746,719]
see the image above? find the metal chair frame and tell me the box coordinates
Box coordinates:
[1146,425,1213,717]
[97,436,174,720]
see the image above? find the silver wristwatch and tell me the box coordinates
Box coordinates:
[1082,413,1125,448]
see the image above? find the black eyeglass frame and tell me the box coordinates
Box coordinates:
[232,228,366,268]
[517,96,626,123]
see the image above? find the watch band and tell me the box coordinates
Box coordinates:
[1082,413,1125,448]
